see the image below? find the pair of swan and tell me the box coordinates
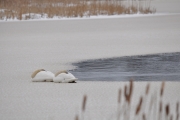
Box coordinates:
[31,69,77,83]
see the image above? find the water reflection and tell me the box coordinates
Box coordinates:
[71,52,180,81]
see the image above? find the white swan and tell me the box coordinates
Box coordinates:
[31,69,54,82]
[53,70,78,83]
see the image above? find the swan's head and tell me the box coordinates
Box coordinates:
[31,69,45,78]
[55,70,68,77]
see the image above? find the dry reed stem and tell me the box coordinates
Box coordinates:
[160,81,165,97]
[145,83,150,95]
[158,101,163,120]
[177,102,179,113]
[118,88,122,104]
[82,95,87,112]
[124,80,133,105]
[123,80,133,120]
[136,96,143,115]
[124,85,128,101]
[177,114,179,120]
[170,115,173,120]
[154,89,158,120]
[117,90,121,120]
[177,102,179,120]
[142,113,146,120]
[159,101,162,113]
[129,80,133,103]
[75,115,79,120]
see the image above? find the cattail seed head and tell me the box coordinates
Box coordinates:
[145,83,150,95]
[176,114,179,120]
[177,102,179,113]
[170,115,173,120]
[142,113,146,120]
[165,104,170,116]
[159,101,163,113]
[176,102,180,120]
[136,97,143,115]
[124,80,134,104]
[124,85,128,101]
[129,80,134,104]
[160,82,165,97]
[75,115,79,120]
[82,95,87,112]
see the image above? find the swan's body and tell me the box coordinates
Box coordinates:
[53,71,78,83]
[31,69,54,82]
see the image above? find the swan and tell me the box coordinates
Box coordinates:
[53,70,78,83]
[31,69,54,82]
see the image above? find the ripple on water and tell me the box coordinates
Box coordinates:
[70,52,180,81]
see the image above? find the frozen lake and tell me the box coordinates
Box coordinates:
[0,1,180,119]
[0,14,180,82]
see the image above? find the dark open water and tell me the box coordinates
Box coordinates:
[70,52,180,81]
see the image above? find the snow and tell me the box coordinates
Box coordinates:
[0,13,177,22]
[0,0,180,120]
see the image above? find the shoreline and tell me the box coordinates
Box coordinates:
[0,13,180,22]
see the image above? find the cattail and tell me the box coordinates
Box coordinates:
[124,85,128,101]
[159,101,163,120]
[142,113,146,120]
[124,80,134,104]
[136,97,143,115]
[129,80,133,104]
[177,102,179,113]
[165,104,170,116]
[177,114,179,120]
[75,115,79,120]
[160,82,165,97]
[122,81,133,120]
[82,95,87,112]
[118,89,122,104]
[117,89,121,120]
[176,102,179,120]
[145,83,150,95]
[159,101,162,113]
[170,115,173,120]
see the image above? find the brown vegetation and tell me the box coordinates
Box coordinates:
[0,0,156,20]
[136,96,143,115]
[75,81,179,120]
[82,95,87,112]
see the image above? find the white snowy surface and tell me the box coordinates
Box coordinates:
[1,13,178,22]
[0,0,180,120]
